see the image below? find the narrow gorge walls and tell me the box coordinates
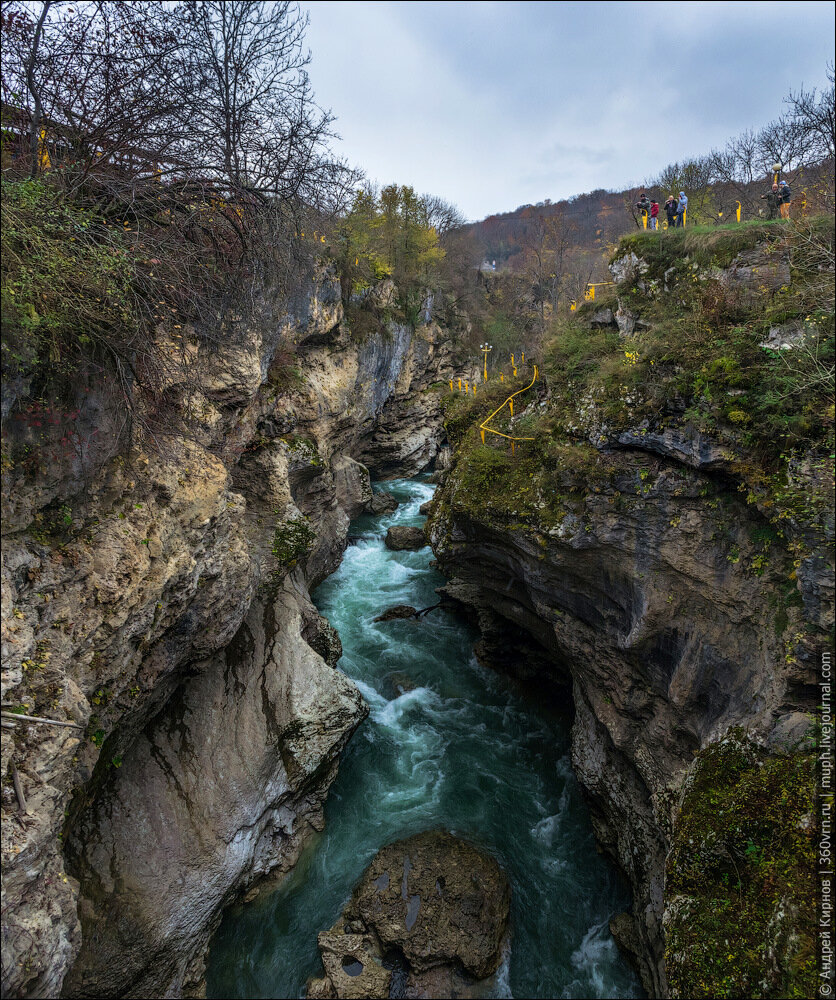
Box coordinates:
[1,276,453,998]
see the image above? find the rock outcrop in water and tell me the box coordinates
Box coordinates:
[1,275,457,998]
[307,830,511,999]
[384,525,426,551]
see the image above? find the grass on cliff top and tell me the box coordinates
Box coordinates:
[616,216,833,274]
[439,373,658,528]
[440,216,834,538]
[665,731,817,999]
[548,217,834,523]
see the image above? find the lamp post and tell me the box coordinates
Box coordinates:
[480,343,492,382]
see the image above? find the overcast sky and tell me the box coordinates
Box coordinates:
[300,0,835,220]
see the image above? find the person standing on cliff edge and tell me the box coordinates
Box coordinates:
[650,200,659,230]
[676,191,688,227]
[779,179,792,218]
[761,183,781,219]
[636,191,650,227]
[664,195,677,228]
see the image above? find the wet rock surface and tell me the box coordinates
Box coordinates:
[307,831,511,999]
[373,605,418,622]
[385,526,426,551]
[367,492,400,515]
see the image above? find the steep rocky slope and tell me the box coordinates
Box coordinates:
[427,222,832,998]
[1,277,458,998]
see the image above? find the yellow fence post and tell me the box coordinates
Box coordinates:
[736,201,741,223]
[38,128,51,171]
[641,210,648,230]
[480,429,485,443]
[682,208,686,228]
[500,373,504,382]
[449,379,453,391]
[509,398,513,417]
[458,378,462,391]
[521,352,525,364]
[465,381,469,394]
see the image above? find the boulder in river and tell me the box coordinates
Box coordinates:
[418,500,433,516]
[384,526,426,551]
[366,492,400,515]
[373,605,417,622]
[306,831,511,999]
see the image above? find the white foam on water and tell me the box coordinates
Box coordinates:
[353,677,387,711]
[531,813,561,845]
[570,919,619,996]
[492,939,514,999]
[374,685,440,727]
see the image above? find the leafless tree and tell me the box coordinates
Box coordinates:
[421,194,466,236]
[783,63,835,165]
[175,1,334,202]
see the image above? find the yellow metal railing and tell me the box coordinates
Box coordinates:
[479,365,539,452]
[583,281,613,302]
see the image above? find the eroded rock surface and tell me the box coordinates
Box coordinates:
[1,275,455,998]
[307,831,510,999]
[428,437,825,996]
[367,492,400,515]
[373,605,418,622]
[384,526,426,551]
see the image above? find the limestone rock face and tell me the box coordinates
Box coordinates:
[590,307,617,328]
[1,274,451,998]
[306,831,511,999]
[62,581,366,999]
[384,526,426,551]
[718,244,791,292]
[355,322,456,477]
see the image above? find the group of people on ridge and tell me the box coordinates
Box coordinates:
[761,179,792,219]
[636,191,687,229]
[637,176,792,228]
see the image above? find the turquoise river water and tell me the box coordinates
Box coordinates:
[206,478,643,999]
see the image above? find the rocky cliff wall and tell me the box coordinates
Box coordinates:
[1,276,454,998]
[426,228,831,997]
[428,438,824,997]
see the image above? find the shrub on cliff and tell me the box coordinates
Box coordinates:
[1,178,136,382]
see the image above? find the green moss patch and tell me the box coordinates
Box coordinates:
[272,516,315,566]
[665,732,816,999]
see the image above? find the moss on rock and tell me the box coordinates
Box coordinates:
[665,730,816,999]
